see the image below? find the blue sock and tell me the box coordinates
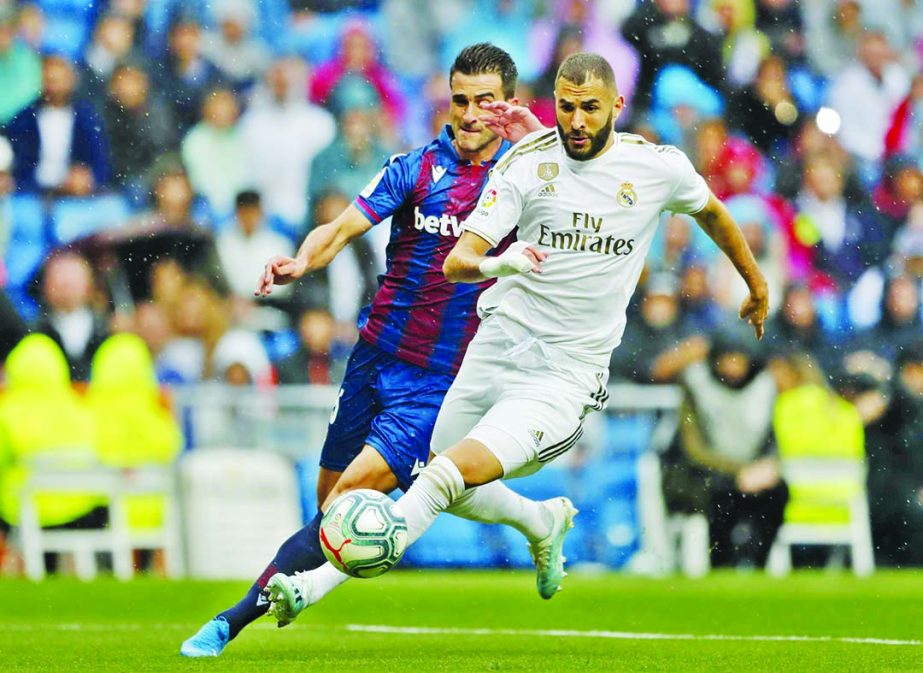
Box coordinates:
[217,511,326,639]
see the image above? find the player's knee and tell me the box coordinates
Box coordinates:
[442,440,504,488]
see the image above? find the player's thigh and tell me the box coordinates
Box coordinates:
[321,445,400,510]
[319,341,383,476]
[469,389,588,480]
[367,364,456,490]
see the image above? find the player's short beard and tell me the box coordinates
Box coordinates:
[558,111,614,161]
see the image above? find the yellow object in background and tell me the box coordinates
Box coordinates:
[87,334,182,531]
[0,334,101,527]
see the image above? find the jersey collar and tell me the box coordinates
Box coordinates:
[439,124,512,166]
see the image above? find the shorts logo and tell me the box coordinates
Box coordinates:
[528,428,545,448]
[617,182,637,208]
[481,187,498,209]
[537,183,557,198]
[538,162,559,181]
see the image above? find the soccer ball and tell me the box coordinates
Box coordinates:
[319,489,408,578]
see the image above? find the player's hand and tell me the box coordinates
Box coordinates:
[255,255,308,296]
[480,101,546,144]
[739,283,769,340]
[479,240,547,278]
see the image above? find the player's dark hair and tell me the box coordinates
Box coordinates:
[556,52,616,91]
[450,43,518,99]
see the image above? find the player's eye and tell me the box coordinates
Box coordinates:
[452,96,468,107]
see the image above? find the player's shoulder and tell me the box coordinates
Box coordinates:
[493,128,560,177]
[617,133,694,176]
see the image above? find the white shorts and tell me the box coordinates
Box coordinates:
[431,315,609,479]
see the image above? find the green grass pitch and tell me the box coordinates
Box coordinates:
[1,571,922,672]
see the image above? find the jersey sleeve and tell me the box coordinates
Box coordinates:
[353,153,417,224]
[662,146,710,215]
[462,169,523,248]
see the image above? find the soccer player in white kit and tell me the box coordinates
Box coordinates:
[268,52,769,621]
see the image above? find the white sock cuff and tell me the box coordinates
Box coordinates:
[423,455,465,503]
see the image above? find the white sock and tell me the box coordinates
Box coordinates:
[447,481,552,541]
[394,455,465,545]
[305,562,350,603]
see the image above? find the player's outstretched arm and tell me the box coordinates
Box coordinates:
[691,193,769,339]
[255,204,372,296]
[444,233,547,283]
[479,101,547,144]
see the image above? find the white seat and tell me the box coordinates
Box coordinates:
[17,465,184,581]
[180,448,302,579]
[767,459,874,577]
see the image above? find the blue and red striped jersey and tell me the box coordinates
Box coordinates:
[353,125,513,375]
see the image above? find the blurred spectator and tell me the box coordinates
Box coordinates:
[621,0,724,115]
[0,5,40,125]
[728,55,800,158]
[865,344,923,566]
[103,63,177,190]
[0,290,26,365]
[309,21,406,133]
[306,191,379,323]
[651,68,724,150]
[849,274,922,363]
[0,335,101,539]
[96,167,226,301]
[211,328,272,386]
[794,154,888,290]
[610,274,704,383]
[308,107,390,213]
[754,0,805,64]
[827,30,910,171]
[766,284,839,371]
[158,279,229,383]
[130,301,179,384]
[885,72,923,159]
[81,12,142,101]
[181,87,250,218]
[34,252,109,381]
[771,352,867,568]
[277,308,346,385]
[663,328,783,569]
[678,262,722,333]
[713,195,787,318]
[804,0,864,78]
[240,58,336,229]
[696,118,766,201]
[529,25,585,126]
[217,190,294,299]
[87,333,182,536]
[201,0,270,90]
[5,55,110,195]
[709,0,771,88]
[528,1,638,119]
[872,154,923,233]
[156,19,221,135]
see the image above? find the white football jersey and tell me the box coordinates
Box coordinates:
[463,128,710,367]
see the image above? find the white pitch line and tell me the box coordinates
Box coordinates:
[344,624,923,647]
[1,622,919,647]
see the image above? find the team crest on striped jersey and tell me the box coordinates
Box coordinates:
[538,162,559,181]
[617,182,637,208]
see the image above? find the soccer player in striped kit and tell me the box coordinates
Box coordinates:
[181,44,574,657]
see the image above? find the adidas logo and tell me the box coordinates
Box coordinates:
[538,183,558,198]
[528,428,545,448]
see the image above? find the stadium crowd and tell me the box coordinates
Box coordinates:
[0,0,921,569]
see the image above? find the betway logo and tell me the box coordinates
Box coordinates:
[414,207,464,238]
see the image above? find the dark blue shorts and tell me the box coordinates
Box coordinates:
[319,338,455,490]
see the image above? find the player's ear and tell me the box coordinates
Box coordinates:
[612,95,624,123]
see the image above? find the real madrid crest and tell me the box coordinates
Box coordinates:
[537,162,559,181]
[617,181,637,208]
